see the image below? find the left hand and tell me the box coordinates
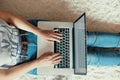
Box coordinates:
[38,29,62,42]
[37,52,62,67]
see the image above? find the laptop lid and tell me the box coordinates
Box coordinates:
[73,13,87,75]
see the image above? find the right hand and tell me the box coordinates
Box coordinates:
[36,52,62,67]
[38,29,62,42]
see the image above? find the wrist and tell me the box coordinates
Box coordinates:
[32,59,40,68]
[33,27,42,36]
[34,58,42,67]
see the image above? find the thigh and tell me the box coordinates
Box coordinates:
[87,32,120,48]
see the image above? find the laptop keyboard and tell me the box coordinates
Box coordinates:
[54,28,70,68]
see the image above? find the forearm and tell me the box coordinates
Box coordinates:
[5,60,39,80]
[9,14,41,35]
[0,11,41,35]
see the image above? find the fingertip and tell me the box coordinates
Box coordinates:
[58,40,61,43]
[55,40,61,43]
[53,29,58,32]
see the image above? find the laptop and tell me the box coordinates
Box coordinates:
[37,13,87,75]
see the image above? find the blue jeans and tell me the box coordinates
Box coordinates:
[87,32,120,66]
[87,32,120,48]
[87,48,120,66]
[26,20,120,75]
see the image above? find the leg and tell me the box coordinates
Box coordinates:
[87,32,120,48]
[87,47,120,66]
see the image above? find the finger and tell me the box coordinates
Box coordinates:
[49,36,61,42]
[51,34,63,39]
[55,34,62,38]
[53,29,59,32]
[51,55,62,61]
[53,29,62,36]
[52,59,62,64]
[47,40,54,42]
[54,32,63,36]
[47,53,59,59]
[49,36,62,42]
[50,53,60,58]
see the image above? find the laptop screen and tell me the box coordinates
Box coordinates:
[73,13,87,75]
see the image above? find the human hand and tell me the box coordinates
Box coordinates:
[38,29,62,42]
[37,52,62,67]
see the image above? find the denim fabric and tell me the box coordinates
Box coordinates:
[87,48,120,66]
[87,32,120,48]
[25,20,38,75]
[25,32,37,75]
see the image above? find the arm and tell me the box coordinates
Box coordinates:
[0,52,61,80]
[0,59,38,80]
[0,11,39,35]
[0,10,62,42]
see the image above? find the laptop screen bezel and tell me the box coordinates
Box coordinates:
[73,13,87,75]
